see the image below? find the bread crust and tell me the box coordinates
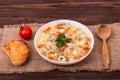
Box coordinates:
[3,43,11,57]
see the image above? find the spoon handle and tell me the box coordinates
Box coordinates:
[102,40,110,69]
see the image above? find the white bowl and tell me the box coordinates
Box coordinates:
[34,20,94,65]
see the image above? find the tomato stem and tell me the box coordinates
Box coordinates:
[20,26,24,30]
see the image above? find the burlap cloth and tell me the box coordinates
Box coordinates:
[0,23,120,73]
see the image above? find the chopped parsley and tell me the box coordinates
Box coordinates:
[56,33,72,48]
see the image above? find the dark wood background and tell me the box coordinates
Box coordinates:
[0,0,120,80]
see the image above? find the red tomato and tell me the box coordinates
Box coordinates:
[19,26,32,40]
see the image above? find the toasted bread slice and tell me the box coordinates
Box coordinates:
[10,40,29,66]
[3,43,11,57]
[3,40,29,66]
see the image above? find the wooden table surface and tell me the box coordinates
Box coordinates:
[0,0,120,80]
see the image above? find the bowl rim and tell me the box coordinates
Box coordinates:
[34,19,94,65]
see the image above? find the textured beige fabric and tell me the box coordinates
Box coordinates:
[0,23,119,73]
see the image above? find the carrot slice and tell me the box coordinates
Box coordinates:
[84,48,90,55]
[38,44,45,48]
[78,45,82,48]
[75,54,81,60]
[86,37,91,42]
[56,24,63,29]
[41,51,45,55]
[59,46,67,51]
[53,32,61,36]
[43,27,51,33]
[48,55,57,60]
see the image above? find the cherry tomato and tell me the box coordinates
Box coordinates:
[19,26,32,40]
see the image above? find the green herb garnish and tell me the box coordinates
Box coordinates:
[56,42,65,48]
[56,33,72,48]
[56,33,65,42]
[65,38,72,43]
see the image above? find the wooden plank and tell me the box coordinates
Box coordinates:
[0,1,119,26]
[0,6,119,17]
[0,70,120,80]
[0,0,119,4]
[0,1,120,9]
[0,16,119,26]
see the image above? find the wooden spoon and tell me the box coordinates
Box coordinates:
[97,25,111,70]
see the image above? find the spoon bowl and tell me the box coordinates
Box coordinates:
[97,25,111,40]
